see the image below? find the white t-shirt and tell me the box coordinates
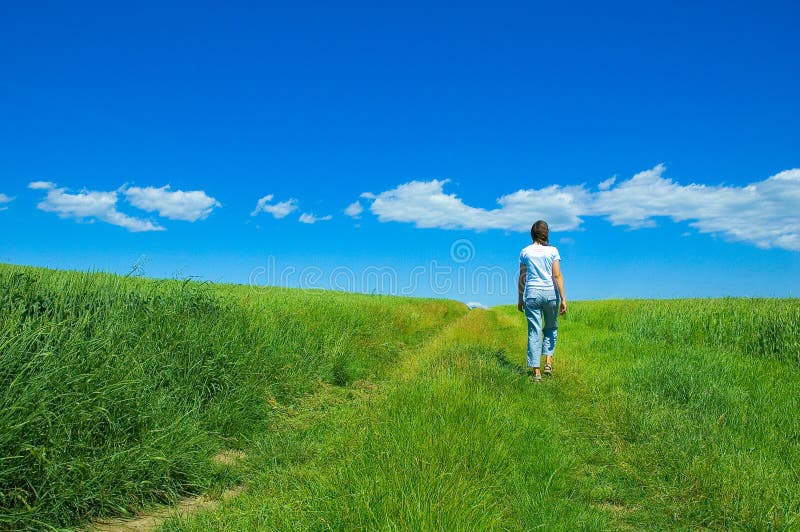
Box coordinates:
[519,243,561,294]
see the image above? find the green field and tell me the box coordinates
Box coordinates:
[1,264,799,530]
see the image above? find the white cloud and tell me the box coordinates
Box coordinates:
[124,185,221,222]
[365,179,589,232]
[356,166,800,251]
[299,212,333,224]
[251,194,298,219]
[593,165,800,250]
[598,176,616,191]
[344,200,364,218]
[0,193,13,211]
[28,181,56,190]
[251,194,274,215]
[30,182,163,232]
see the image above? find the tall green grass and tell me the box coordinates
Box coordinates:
[568,298,800,364]
[168,297,800,530]
[0,264,463,529]
[3,262,798,529]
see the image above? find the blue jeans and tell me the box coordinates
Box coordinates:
[524,288,559,368]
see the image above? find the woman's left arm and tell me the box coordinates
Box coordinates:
[552,260,567,315]
[517,263,526,312]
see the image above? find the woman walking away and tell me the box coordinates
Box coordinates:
[517,220,567,382]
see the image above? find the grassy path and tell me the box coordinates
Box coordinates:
[162,309,617,529]
[164,303,800,530]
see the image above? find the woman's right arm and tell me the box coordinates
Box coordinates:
[552,260,567,315]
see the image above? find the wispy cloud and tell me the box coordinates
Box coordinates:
[252,194,333,224]
[28,181,56,190]
[357,166,800,251]
[28,182,163,232]
[251,194,299,219]
[124,185,221,222]
[344,200,363,218]
[299,212,333,224]
[0,193,13,211]
[597,176,616,191]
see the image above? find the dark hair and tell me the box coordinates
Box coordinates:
[531,220,549,244]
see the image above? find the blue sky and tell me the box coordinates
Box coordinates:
[1,0,798,305]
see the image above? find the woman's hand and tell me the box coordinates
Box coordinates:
[518,300,524,313]
[559,299,567,315]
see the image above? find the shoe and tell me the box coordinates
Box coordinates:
[533,373,542,383]
[544,363,552,376]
